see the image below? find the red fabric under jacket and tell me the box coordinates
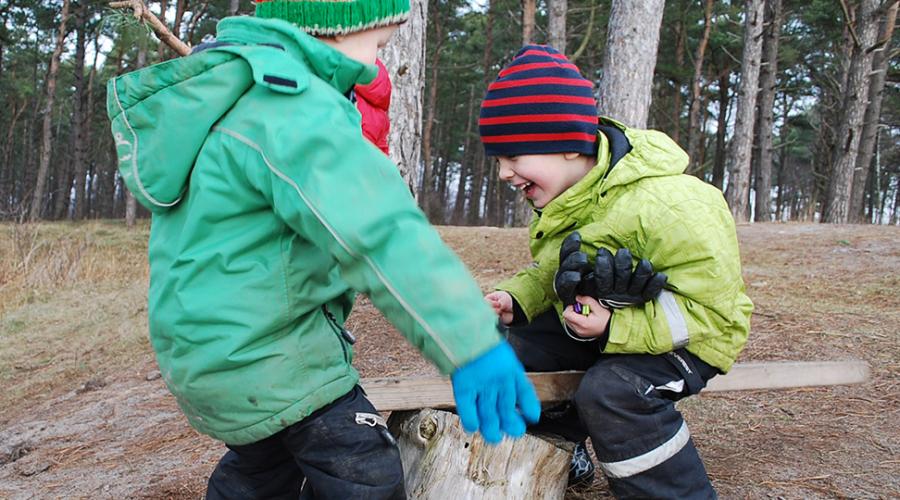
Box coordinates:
[355,59,392,156]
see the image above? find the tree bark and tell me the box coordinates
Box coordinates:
[687,0,714,174]
[28,0,70,222]
[522,0,536,44]
[849,1,897,223]
[381,0,427,197]
[229,0,239,16]
[823,0,880,223]
[452,86,476,225]
[725,0,764,223]
[597,0,664,128]
[753,0,783,222]
[547,0,567,53]
[671,9,686,143]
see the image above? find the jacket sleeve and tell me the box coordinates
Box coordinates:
[494,259,557,323]
[229,93,501,375]
[580,198,751,357]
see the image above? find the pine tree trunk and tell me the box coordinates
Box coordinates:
[468,2,494,225]
[547,0,567,53]
[687,0,714,175]
[71,2,90,219]
[420,0,443,219]
[28,0,70,222]
[753,0,783,222]
[711,71,730,191]
[725,0,764,223]
[126,42,148,228]
[597,0,664,128]
[229,0,240,16]
[671,11,685,143]
[823,0,880,223]
[849,1,897,223]
[381,0,427,197]
[522,0,536,44]
[452,86,476,225]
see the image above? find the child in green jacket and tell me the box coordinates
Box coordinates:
[108,2,540,498]
[481,45,753,499]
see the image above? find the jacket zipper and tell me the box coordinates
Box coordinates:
[322,305,355,362]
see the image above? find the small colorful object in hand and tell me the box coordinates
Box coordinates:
[573,302,590,316]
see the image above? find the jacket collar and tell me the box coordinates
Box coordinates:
[216,16,377,95]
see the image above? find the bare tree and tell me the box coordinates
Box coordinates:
[753,0,783,222]
[849,0,897,222]
[547,0,567,53]
[725,0,764,223]
[597,0,664,128]
[28,0,70,221]
[380,0,427,197]
[823,0,880,223]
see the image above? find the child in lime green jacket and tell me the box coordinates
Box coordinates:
[482,45,752,499]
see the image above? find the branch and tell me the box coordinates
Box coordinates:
[569,1,596,64]
[109,0,190,56]
[838,0,862,48]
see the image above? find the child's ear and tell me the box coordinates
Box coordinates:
[563,152,580,161]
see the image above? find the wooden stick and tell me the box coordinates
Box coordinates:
[109,0,191,56]
[361,360,871,412]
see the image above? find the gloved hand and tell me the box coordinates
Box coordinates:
[593,247,668,308]
[451,341,541,445]
[554,232,591,307]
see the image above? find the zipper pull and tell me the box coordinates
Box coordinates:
[355,412,397,446]
[340,328,356,345]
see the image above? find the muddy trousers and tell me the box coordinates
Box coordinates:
[508,310,719,500]
[205,386,405,500]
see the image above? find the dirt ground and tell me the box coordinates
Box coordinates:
[1,223,898,499]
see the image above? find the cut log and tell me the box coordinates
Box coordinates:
[386,409,570,500]
[363,360,870,412]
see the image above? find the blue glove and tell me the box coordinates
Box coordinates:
[450,341,541,445]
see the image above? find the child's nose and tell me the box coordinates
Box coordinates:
[498,164,514,181]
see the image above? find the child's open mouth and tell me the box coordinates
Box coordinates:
[520,182,535,198]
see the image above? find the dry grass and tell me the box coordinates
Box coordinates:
[0,222,898,499]
[0,221,153,423]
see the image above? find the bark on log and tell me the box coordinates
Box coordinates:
[387,409,569,500]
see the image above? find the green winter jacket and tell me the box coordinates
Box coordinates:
[496,119,752,372]
[107,16,501,445]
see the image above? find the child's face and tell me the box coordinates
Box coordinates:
[496,153,595,208]
[319,24,400,65]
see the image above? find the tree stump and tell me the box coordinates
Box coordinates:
[387,409,570,500]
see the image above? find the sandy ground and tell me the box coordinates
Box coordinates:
[0,223,898,499]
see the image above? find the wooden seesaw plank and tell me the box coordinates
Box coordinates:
[361,360,870,412]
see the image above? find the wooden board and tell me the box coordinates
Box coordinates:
[362,360,870,412]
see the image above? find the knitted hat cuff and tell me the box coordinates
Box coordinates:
[255,0,411,36]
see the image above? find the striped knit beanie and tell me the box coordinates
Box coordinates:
[479,45,598,157]
[255,0,410,37]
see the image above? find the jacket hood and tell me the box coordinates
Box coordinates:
[107,16,376,213]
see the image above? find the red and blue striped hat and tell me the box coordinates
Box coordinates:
[479,45,598,157]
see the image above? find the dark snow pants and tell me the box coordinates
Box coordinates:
[205,385,405,500]
[508,310,720,499]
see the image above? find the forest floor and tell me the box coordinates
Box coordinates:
[0,221,898,499]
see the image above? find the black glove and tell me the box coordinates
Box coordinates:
[553,232,591,307]
[592,247,667,308]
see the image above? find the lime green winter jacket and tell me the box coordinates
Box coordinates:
[107,16,501,445]
[496,120,753,372]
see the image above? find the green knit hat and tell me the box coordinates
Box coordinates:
[255,0,410,36]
